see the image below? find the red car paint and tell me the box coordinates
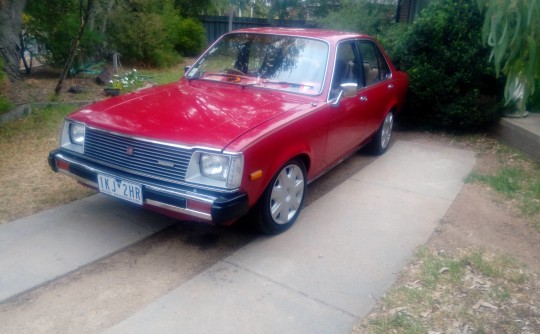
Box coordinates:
[49,28,408,233]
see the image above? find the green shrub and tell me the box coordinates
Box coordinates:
[24,0,103,68]
[528,91,540,113]
[107,0,181,67]
[173,18,206,57]
[389,0,501,130]
[107,0,206,67]
[0,98,13,115]
[0,59,13,115]
[316,0,396,37]
[0,59,7,92]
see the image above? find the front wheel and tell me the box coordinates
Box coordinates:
[254,159,307,235]
[368,111,394,155]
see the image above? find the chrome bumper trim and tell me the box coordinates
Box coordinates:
[145,199,211,220]
[58,168,98,188]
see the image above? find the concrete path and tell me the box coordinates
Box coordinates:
[0,196,176,302]
[0,140,475,332]
[104,141,475,334]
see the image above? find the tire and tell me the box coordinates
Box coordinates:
[255,159,307,235]
[369,110,394,155]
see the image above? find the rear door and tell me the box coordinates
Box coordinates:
[356,40,394,134]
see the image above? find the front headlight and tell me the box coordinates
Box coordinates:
[61,121,85,153]
[186,152,243,189]
[200,154,230,180]
[69,123,85,145]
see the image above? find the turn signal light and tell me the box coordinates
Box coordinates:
[250,170,263,181]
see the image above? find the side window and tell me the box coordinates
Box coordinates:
[330,42,361,98]
[357,41,391,86]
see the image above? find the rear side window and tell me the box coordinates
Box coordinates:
[357,41,391,86]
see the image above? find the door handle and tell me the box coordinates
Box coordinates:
[359,96,368,102]
[388,84,394,89]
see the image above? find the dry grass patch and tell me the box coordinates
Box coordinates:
[354,247,540,334]
[0,104,94,224]
[0,65,191,225]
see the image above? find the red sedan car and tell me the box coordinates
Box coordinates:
[48,28,408,234]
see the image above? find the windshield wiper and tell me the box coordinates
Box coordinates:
[261,80,315,89]
[190,72,260,88]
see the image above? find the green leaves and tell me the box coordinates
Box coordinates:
[315,0,396,37]
[478,0,540,112]
[390,0,499,130]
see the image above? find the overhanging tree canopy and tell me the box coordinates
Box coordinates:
[477,0,540,112]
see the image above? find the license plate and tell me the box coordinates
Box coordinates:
[97,174,143,205]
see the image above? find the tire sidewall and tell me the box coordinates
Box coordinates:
[255,159,307,235]
[372,110,394,155]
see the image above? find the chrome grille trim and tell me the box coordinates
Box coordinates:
[84,128,192,184]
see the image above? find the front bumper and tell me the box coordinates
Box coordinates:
[48,149,249,225]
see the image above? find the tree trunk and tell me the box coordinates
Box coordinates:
[99,0,115,35]
[55,0,94,95]
[228,6,234,32]
[0,0,27,81]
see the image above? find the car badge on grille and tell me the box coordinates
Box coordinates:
[156,160,175,168]
[126,146,134,156]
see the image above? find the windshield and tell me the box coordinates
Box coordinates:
[186,33,329,95]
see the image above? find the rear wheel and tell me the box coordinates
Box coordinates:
[255,159,307,235]
[369,110,394,155]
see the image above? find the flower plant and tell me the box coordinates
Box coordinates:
[108,69,143,91]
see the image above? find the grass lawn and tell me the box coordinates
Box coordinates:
[0,65,190,224]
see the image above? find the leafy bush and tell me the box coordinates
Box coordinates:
[388,0,501,130]
[24,0,103,68]
[173,18,206,57]
[107,0,205,67]
[0,59,13,115]
[477,0,540,114]
[107,0,180,67]
[316,0,396,37]
[528,91,540,113]
[0,58,7,91]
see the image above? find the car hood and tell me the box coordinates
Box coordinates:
[69,80,312,150]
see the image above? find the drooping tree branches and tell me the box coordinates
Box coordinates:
[477,0,540,112]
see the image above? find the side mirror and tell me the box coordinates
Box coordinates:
[341,82,358,97]
[184,65,191,74]
[332,83,358,107]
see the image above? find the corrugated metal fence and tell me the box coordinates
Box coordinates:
[199,16,310,45]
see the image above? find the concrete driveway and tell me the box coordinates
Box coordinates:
[0,140,475,333]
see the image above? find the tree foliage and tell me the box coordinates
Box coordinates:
[315,0,395,36]
[389,0,500,130]
[174,0,212,18]
[25,0,102,67]
[477,0,540,112]
[55,0,94,95]
[23,0,206,69]
[106,0,180,67]
[106,0,205,67]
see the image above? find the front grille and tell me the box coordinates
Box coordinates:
[84,128,192,184]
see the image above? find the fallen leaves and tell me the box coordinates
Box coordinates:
[354,247,540,334]
[472,300,498,310]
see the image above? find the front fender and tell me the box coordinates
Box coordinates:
[236,107,329,208]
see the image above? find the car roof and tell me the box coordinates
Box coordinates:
[230,27,371,43]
